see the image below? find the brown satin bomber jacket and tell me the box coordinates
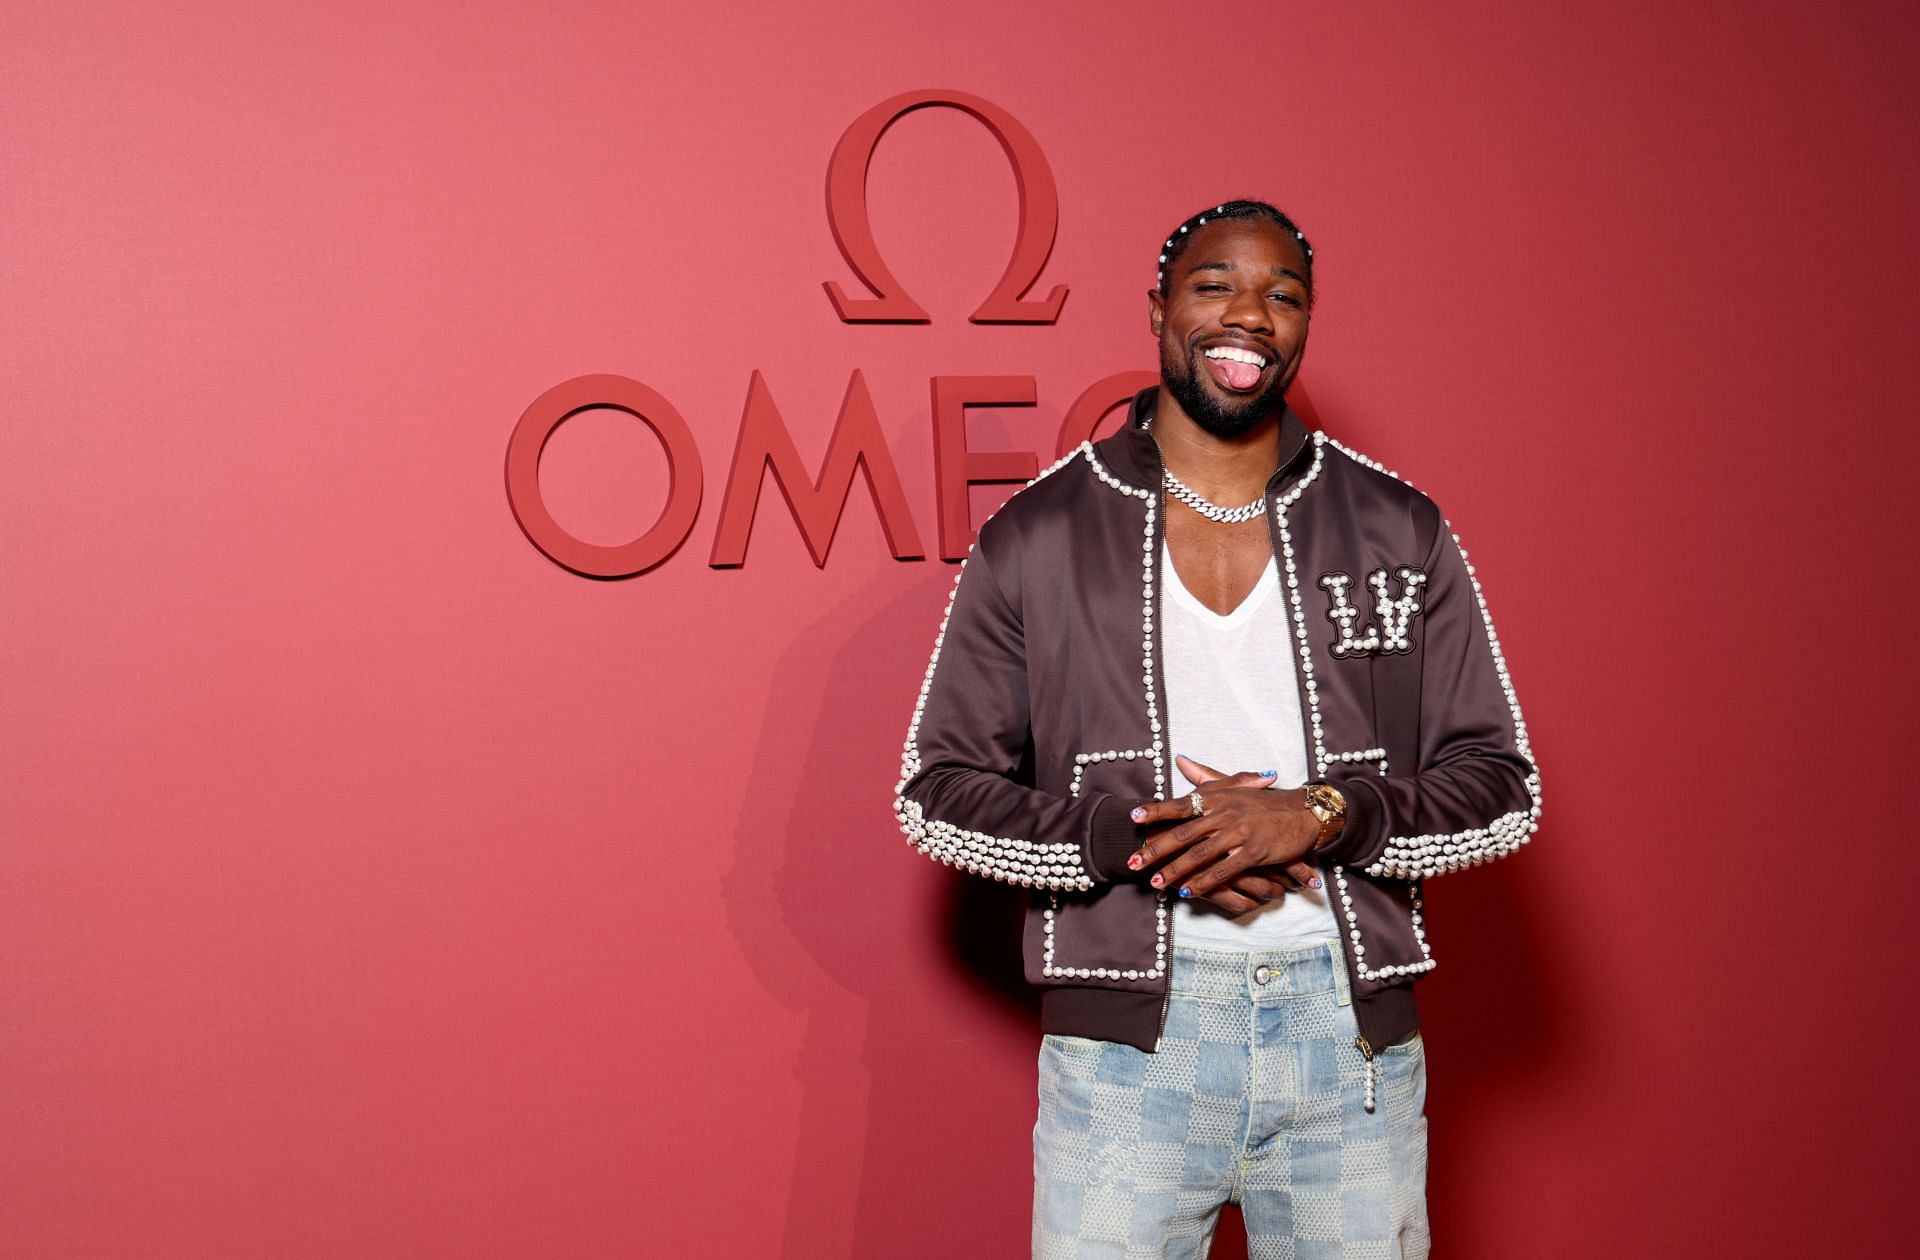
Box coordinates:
[892,388,1543,1055]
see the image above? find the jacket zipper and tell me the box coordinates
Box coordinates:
[1354,1034,1378,1113]
[1152,469,1175,1049]
[1257,429,1380,1109]
[1257,432,1381,1073]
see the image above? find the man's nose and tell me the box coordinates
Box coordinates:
[1220,290,1272,333]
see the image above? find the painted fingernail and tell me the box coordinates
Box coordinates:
[1126,853,1143,871]
[1260,770,1277,777]
[1178,886,1193,898]
[1150,874,1164,888]
[1130,806,1147,822]
[1310,877,1324,889]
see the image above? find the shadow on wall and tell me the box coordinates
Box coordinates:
[722,562,1040,1257]
[723,541,1579,1259]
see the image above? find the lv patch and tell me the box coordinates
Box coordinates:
[1318,566,1428,656]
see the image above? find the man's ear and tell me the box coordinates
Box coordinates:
[1147,287,1164,337]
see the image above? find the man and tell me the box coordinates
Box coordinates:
[892,199,1541,1258]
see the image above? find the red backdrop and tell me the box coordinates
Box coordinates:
[5,1,1917,1254]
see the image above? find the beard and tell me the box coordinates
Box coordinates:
[1159,340,1291,438]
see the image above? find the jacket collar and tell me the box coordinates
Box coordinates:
[1095,386,1317,498]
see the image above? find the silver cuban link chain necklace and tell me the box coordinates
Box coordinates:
[1144,414,1268,523]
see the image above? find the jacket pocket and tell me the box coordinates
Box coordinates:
[1068,747,1159,800]
[1316,749,1436,989]
[1038,750,1165,986]
[1317,746,1389,780]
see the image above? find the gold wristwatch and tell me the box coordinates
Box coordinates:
[1303,782,1347,850]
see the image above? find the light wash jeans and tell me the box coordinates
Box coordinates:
[1033,942,1429,1259]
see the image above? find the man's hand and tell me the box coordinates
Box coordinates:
[1189,866,1299,916]
[1125,754,1323,908]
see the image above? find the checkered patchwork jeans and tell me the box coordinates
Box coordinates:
[1032,942,1429,1259]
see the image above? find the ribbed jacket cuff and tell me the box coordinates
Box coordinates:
[1086,795,1144,883]
[1313,776,1390,870]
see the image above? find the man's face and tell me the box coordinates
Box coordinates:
[1149,218,1312,438]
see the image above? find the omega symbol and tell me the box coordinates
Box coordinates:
[823,89,1067,324]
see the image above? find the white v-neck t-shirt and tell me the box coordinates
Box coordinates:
[1161,541,1339,950]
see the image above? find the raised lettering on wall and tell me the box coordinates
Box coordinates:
[824,89,1068,324]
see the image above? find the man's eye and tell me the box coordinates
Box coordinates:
[1195,283,1228,293]
[1270,293,1300,307]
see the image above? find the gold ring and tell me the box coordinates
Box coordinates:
[1188,791,1205,818]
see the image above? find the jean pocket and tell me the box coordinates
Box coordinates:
[1039,1033,1108,1080]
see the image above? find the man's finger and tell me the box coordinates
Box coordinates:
[1197,871,1291,916]
[1129,797,1193,827]
[1227,872,1284,902]
[1128,773,1276,829]
[1170,845,1257,900]
[1129,794,1241,828]
[1128,813,1228,874]
[1284,861,1322,891]
[1141,829,1232,887]
[1174,753,1280,791]
[1202,888,1260,915]
[1174,753,1224,784]
[1211,770,1282,790]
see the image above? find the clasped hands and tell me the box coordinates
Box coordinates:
[1124,754,1325,916]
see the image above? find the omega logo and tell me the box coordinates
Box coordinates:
[824,89,1066,324]
[505,89,1154,579]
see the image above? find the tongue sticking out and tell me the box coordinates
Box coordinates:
[1210,356,1263,390]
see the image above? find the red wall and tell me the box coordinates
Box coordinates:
[5,1,1916,1254]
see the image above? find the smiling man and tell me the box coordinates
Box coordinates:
[892,199,1542,1258]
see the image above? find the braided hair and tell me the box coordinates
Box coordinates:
[1156,200,1315,305]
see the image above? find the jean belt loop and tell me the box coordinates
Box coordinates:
[1329,939,1352,1007]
